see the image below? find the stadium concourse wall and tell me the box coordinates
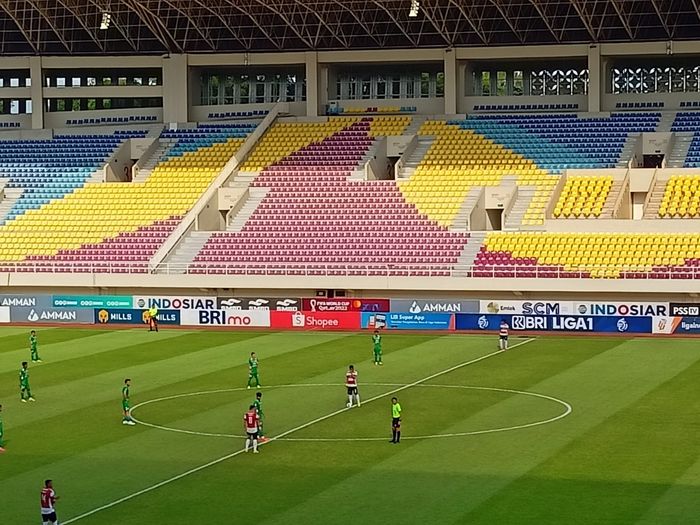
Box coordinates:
[0,293,699,336]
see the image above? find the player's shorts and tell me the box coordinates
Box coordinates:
[122,401,130,411]
[41,511,58,523]
[392,417,401,429]
[246,430,259,439]
[500,335,508,340]
[346,386,358,395]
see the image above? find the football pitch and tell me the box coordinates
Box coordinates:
[1,327,700,524]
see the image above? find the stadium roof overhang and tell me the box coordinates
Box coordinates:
[0,0,699,56]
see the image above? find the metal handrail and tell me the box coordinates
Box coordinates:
[1,261,699,279]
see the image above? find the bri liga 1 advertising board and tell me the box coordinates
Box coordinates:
[94,309,180,325]
[180,309,271,327]
[361,312,454,331]
[456,314,652,333]
[301,298,390,312]
[270,311,361,330]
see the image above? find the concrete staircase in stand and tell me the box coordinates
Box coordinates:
[0,187,23,224]
[600,179,624,218]
[398,136,433,179]
[667,132,694,168]
[133,139,173,183]
[451,187,482,230]
[643,179,667,218]
[158,230,212,274]
[616,133,640,168]
[227,187,269,232]
[454,231,486,276]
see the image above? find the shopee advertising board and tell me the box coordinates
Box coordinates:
[180,309,270,327]
[270,311,361,330]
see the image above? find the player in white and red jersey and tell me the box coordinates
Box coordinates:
[345,365,360,408]
[40,479,59,525]
[243,405,260,453]
[499,319,509,350]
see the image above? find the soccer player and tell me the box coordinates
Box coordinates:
[244,405,260,453]
[20,362,35,402]
[30,330,41,363]
[390,397,402,443]
[253,391,268,442]
[372,329,383,365]
[345,365,360,408]
[247,352,261,389]
[499,319,509,350]
[122,379,136,426]
[0,404,5,453]
[40,479,60,525]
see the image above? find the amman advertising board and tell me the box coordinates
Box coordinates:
[270,311,361,330]
[180,309,271,327]
[133,296,217,310]
[0,295,51,308]
[10,307,93,324]
[301,298,390,312]
[94,309,180,325]
[217,297,301,311]
[390,299,478,314]
[479,300,575,315]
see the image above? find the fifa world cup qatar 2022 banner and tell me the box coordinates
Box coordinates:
[301,298,390,312]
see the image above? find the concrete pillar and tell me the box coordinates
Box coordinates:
[162,54,189,123]
[588,45,601,113]
[443,49,457,115]
[29,56,43,129]
[305,51,319,117]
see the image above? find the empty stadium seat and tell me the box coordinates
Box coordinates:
[553,176,613,218]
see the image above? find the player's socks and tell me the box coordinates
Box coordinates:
[355,395,361,407]
[245,438,251,452]
[348,395,353,407]
[396,431,401,443]
[252,439,258,452]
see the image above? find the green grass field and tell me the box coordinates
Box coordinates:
[1,327,700,524]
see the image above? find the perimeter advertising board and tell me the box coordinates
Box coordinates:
[652,316,700,334]
[53,295,133,309]
[133,296,217,310]
[456,314,651,333]
[669,303,700,316]
[270,311,361,330]
[10,307,93,324]
[390,299,478,314]
[479,300,575,315]
[94,309,180,325]
[217,297,301,311]
[574,302,668,316]
[301,298,390,312]
[180,309,271,327]
[0,295,52,308]
[362,312,454,330]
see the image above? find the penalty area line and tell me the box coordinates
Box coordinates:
[63,337,535,524]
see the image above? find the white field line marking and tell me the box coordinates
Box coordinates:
[131,383,571,441]
[64,338,534,524]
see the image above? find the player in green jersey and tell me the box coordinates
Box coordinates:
[247,352,261,389]
[372,330,383,365]
[30,330,41,363]
[20,362,34,402]
[122,379,136,425]
[390,397,402,443]
[253,391,269,442]
[0,404,5,453]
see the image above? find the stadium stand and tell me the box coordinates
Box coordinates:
[659,175,700,218]
[189,117,470,276]
[0,124,255,270]
[475,232,700,279]
[0,131,147,223]
[672,113,700,167]
[552,176,614,218]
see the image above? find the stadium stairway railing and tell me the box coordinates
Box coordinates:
[148,102,288,271]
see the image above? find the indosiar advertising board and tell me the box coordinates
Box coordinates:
[456,314,652,334]
[362,312,454,331]
[133,296,217,310]
[94,309,180,325]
